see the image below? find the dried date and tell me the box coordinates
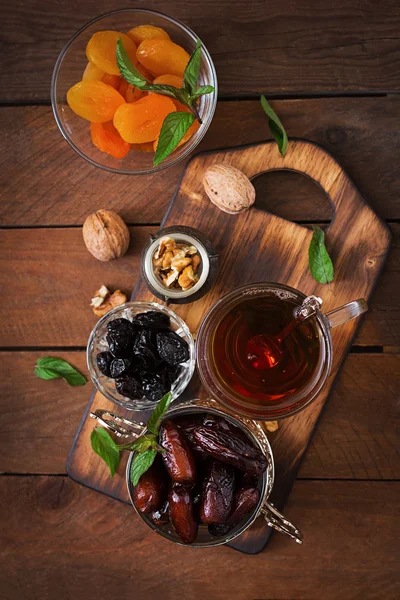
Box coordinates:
[169,483,198,544]
[151,500,170,526]
[208,486,260,537]
[193,426,268,476]
[200,460,235,524]
[133,457,168,514]
[160,420,196,483]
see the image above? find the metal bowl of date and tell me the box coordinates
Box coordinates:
[87,301,195,411]
[118,398,303,547]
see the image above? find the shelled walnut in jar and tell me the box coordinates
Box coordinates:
[152,237,202,292]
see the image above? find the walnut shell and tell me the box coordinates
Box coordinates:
[83,210,130,261]
[202,164,256,214]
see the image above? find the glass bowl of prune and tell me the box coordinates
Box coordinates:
[124,399,303,546]
[87,302,195,410]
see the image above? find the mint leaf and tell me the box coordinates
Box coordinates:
[130,448,157,486]
[34,357,87,386]
[191,85,214,99]
[183,39,202,94]
[117,433,155,453]
[154,112,195,166]
[142,83,183,99]
[147,392,173,434]
[260,95,288,156]
[116,39,148,87]
[308,225,334,284]
[90,428,120,477]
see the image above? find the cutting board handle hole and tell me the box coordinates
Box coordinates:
[251,169,333,223]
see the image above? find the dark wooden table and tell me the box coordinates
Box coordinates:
[1,1,399,599]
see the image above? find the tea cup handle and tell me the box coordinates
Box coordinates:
[90,409,145,439]
[324,298,368,329]
[260,502,303,544]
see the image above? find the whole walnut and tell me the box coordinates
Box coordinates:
[202,164,256,214]
[83,210,130,261]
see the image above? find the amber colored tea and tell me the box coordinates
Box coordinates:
[211,295,321,405]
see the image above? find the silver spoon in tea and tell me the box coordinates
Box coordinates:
[246,295,323,370]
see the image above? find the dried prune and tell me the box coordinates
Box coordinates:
[107,318,134,337]
[193,426,268,476]
[133,457,168,514]
[110,357,131,378]
[156,331,190,365]
[169,483,198,544]
[133,345,160,372]
[140,371,170,402]
[132,311,170,329]
[208,486,260,537]
[200,460,235,524]
[167,364,182,386]
[151,500,170,526]
[115,376,143,400]
[107,333,132,358]
[96,351,113,376]
[160,420,196,483]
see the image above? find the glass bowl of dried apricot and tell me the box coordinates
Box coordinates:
[51,9,217,174]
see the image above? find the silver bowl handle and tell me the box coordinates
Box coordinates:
[90,409,145,439]
[260,502,303,544]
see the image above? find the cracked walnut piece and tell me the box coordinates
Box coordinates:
[153,237,201,292]
[90,286,127,317]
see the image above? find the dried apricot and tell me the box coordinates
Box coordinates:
[118,79,145,103]
[67,80,125,123]
[90,121,130,158]
[127,24,170,46]
[137,39,190,77]
[131,142,155,152]
[82,62,105,81]
[113,94,176,143]
[152,74,183,88]
[102,73,121,89]
[87,31,137,76]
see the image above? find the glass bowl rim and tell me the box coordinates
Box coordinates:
[196,281,333,420]
[51,8,218,175]
[86,300,195,410]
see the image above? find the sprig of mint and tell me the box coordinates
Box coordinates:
[308,225,334,284]
[34,357,87,386]
[154,111,195,166]
[116,38,214,165]
[90,392,173,480]
[260,95,288,156]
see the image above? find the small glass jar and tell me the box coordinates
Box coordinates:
[141,226,219,304]
[87,301,195,411]
[90,398,303,547]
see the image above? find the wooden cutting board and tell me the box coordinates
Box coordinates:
[67,140,391,554]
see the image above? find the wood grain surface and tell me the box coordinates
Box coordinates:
[2,0,400,102]
[2,0,400,592]
[1,97,400,226]
[67,140,391,553]
[0,224,398,348]
[2,352,399,479]
[1,476,398,600]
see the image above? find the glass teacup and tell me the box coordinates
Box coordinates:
[196,283,367,420]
